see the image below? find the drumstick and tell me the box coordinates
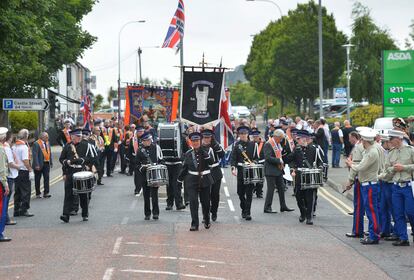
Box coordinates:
[342,185,352,193]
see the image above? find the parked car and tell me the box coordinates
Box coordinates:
[373,117,394,135]
[231,106,251,120]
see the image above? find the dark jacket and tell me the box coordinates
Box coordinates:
[32,140,53,169]
[291,143,324,187]
[230,140,259,182]
[135,143,163,177]
[59,140,97,176]
[263,138,293,177]
[178,147,214,189]
[204,140,225,183]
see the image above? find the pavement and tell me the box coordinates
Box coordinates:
[2,156,414,280]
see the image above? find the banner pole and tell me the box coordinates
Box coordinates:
[179,35,184,121]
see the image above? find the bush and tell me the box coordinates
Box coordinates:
[350,105,382,127]
[9,111,38,133]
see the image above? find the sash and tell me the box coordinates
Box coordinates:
[258,141,264,156]
[63,128,71,144]
[37,139,50,162]
[268,138,282,159]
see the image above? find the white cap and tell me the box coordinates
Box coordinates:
[379,133,390,141]
[356,126,370,133]
[360,128,377,141]
[388,129,405,139]
[0,127,8,138]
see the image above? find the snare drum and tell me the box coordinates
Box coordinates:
[242,164,264,185]
[146,164,169,187]
[73,171,96,194]
[158,123,182,159]
[297,168,323,190]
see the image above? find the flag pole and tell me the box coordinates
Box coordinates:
[179,35,184,121]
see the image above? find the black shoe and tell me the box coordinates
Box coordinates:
[0,236,12,242]
[245,215,252,221]
[212,213,217,222]
[144,216,150,220]
[153,215,159,220]
[360,237,379,245]
[204,222,211,229]
[97,181,104,186]
[346,233,363,238]
[384,235,399,241]
[69,211,78,216]
[299,215,306,223]
[280,207,294,212]
[60,215,69,223]
[185,201,190,206]
[241,212,247,219]
[264,209,277,213]
[6,221,17,226]
[392,239,410,246]
[43,194,51,198]
[347,212,354,216]
[306,219,313,225]
[82,217,89,221]
[127,173,133,176]
[190,225,199,231]
[119,171,125,174]
[36,194,42,199]
[166,205,173,211]
[21,211,34,217]
[257,194,263,198]
[176,204,186,210]
[107,174,113,177]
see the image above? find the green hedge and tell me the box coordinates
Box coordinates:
[9,111,38,133]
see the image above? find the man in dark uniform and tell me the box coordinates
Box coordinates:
[59,129,97,223]
[251,129,265,198]
[128,126,145,195]
[182,126,194,206]
[291,130,324,225]
[230,126,259,221]
[136,132,164,220]
[201,128,225,222]
[178,132,214,231]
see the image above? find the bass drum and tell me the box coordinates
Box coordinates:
[158,123,182,159]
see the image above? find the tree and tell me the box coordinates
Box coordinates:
[229,82,265,108]
[93,94,104,111]
[349,2,396,103]
[245,1,346,116]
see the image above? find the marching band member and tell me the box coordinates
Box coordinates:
[251,129,265,198]
[59,129,97,223]
[345,128,381,245]
[128,126,145,195]
[291,130,324,225]
[91,126,105,185]
[201,128,224,221]
[0,127,11,242]
[178,132,214,231]
[135,132,164,220]
[231,126,259,220]
[345,131,365,238]
[378,129,414,246]
[263,129,294,214]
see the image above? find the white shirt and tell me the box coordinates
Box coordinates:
[5,145,18,179]
[323,124,331,144]
[338,129,344,138]
[14,143,29,171]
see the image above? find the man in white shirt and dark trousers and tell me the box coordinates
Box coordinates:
[14,129,34,217]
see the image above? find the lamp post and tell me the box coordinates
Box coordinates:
[135,46,160,84]
[318,0,323,118]
[118,20,146,119]
[342,43,354,121]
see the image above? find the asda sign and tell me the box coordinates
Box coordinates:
[383,50,414,118]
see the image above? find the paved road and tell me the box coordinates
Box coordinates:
[2,162,414,280]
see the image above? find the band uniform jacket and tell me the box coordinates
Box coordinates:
[135,143,164,180]
[127,137,142,163]
[59,140,97,176]
[230,140,259,182]
[178,147,214,189]
[291,144,324,186]
[204,141,225,183]
[263,137,293,177]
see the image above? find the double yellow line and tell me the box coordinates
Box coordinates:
[8,175,63,210]
[319,187,353,216]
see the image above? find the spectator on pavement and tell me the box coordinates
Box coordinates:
[32,132,52,198]
[4,131,18,226]
[0,127,11,242]
[331,122,344,168]
[14,129,34,218]
[342,120,355,158]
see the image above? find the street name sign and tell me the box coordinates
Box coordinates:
[2,98,50,111]
[382,50,414,118]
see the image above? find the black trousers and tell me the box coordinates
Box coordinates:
[254,182,263,196]
[166,164,183,207]
[143,184,159,217]
[102,147,113,176]
[120,144,127,173]
[63,176,89,217]
[264,175,288,211]
[183,182,189,204]
[14,170,31,214]
[34,163,50,195]
[111,150,118,172]
[134,169,142,194]
[295,186,317,219]
[237,180,254,215]
[210,180,221,215]
[188,185,210,227]
[97,151,104,181]
[128,157,135,175]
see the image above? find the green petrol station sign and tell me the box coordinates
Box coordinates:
[383,50,414,118]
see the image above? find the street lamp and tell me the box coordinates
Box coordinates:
[318,0,323,118]
[135,46,160,84]
[342,43,354,120]
[246,0,283,18]
[118,19,146,119]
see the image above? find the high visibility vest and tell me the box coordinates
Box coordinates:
[37,139,51,162]
[102,127,113,146]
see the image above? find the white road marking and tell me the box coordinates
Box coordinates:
[112,237,123,255]
[319,191,349,216]
[121,269,226,280]
[227,199,235,212]
[319,188,353,212]
[0,264,35,269]
[125,242,234,251]
[223,186,230,197]
[102,268,114,280]
[121,217,129,225]
[123,254,226,264]
[222,176,226,184]
[129,200,137,211]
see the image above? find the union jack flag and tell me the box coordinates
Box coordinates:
[80,94,91,130]
[214,84,234,151]
[162,0,185,49]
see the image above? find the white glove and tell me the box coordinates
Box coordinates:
[29,171,35,181]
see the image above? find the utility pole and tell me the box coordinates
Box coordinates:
[318,0,324,118]
[138,47,143,84]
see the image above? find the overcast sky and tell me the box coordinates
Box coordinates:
[79,0,413,100]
